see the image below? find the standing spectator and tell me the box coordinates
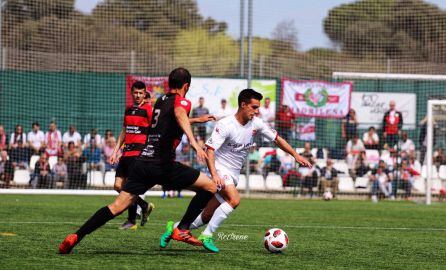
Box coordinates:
[0,125,7,151]
[82,141,104,174]
[27,122,45,154]
[192,97,210,141]
[342,109,358,142]
[45,121,62,157]
[64,141,85,189]
[277,105,295,142]
[362,126,379,150]
[320,159,339,197]
[62,125,82,148]
[382,100,403,148]
[370,160,394,203]
[398,132,415,152]
[346,134,365,172]
[9,125,27,149]
[0,150,13,187]
[53,157,68,188]
[35,153,53,189]
[102,136,117,172]
[9,140,31,170]
[259,97,275,128]
[83,128,102,149]
[214,99,234,120]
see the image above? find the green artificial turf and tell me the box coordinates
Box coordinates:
[0,195,445,269]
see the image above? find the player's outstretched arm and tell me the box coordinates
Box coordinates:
[189,114,216,124]
[205,148,225,189]
[174,106,208,163]
[274,136,312,168]
[110,127,125,164]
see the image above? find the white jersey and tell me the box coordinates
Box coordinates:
[205,116,277,172]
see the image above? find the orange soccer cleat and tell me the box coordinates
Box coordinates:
[58,234,78,254]
[171,228,203,246]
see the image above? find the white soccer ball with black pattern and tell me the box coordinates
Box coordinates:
[264,228,288,253]
[323,191,333,201]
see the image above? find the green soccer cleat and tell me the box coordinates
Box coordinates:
[198,234,220,253]
[159,221,174,249]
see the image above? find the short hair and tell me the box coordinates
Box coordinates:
[131,81,146,92]
[32,122,39,127]
[238,89,263,107]
[168,67,191,89]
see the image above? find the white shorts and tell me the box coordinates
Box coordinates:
[208,163,240,204]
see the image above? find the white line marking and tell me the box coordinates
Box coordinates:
[0,221,445,231]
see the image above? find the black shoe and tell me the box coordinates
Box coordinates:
[141,202,155,226]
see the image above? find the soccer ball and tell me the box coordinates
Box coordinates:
[323,191,333,201]
[264,228,288,253]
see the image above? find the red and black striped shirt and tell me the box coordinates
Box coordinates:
[122,103,152,157]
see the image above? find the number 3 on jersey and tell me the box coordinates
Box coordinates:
[152,109,161,128]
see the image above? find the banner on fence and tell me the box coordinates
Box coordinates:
[281,78,352,118]
[351,92,416,129]
[297,117,316,141]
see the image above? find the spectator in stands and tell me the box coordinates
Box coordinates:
[0,150,13,187]
[370,160,394,203]
[259,97,275,128]
[279,152,295,176]
[9,140,31,170]
[342,109,358,143]
[277,105,295,142]
[394,159,419,200]
[398,132,415,152]
[382,100,403,148]
[192,97,210,141]
[82,140,104,174]
[363,126,379,150]
[102,136,117,172]
[346,134,365,172]
[35,153,53,189]
[176,143,192,167]
[9,125,27,149]
[53,157,68,188]
[45,121,62,157]
[433,147,446,169]
[320,159,339,197]
[248,145,261,174]
[83,128,102,149]
[62,125,82,148]
[409,156,422,176]
[383,148,399,171]
[299,143,318,197]
[101,129,115,147]
[27,122,45,154]
[262,149,281,179]
[214,99,234,120]
[350,151,369,180]
[64,141,85,189]
[0,125,7,151]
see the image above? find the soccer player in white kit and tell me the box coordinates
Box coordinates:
[162,89,312,253]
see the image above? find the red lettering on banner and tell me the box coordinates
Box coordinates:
[295,93,305,101]
[327,95,339,103]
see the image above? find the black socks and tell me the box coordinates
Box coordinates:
[76,206,115,241]
[178,190,214,230]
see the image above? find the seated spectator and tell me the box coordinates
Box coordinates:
[45,121,62,157]
[35,153,53,189]
[101,129,115,147]
[383,149,400,171]
[64,142,85,189]
[409,155,421,174]
[102,137,117,171]
[248,145,261,174]
[0,150,13,187]
[53,157,68,189]
[433,147,446,169]
[394,160,419,199]
[398,132,415,152]
[9,140,31,170]
[262,150,281,179]
[279,152,295,176]
[320,159,339,197]
[82,141,104,174]
[346,134,365,172]
[9,125,27,149]
[0,125,7,151]
[27,122,45,155]
[362,126,379,150]
[176,143,192,167]
[350,151,369,179]
[83,128,102,149]
[370,160,394,203]
[299,143,318,197]
[62,125,82,148]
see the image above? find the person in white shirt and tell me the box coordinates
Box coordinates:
[9,125,27,149]
[27,122,45,154]
[45,121,62,157]
[362,126,379,150]
[62,125,82,148]
[258,97,275,128]
[168,89,312,253]
[398,131,415,152]
[83,128,102,149]
[346,134,365,170]
[214,99,234,120]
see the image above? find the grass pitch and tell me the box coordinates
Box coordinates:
[1,195,445,269]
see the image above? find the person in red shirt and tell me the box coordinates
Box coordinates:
[277,105,295,142]
[382,101,403,148]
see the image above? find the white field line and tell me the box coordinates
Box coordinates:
[0,221,445,232]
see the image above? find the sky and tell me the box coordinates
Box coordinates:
[75,0,446,52]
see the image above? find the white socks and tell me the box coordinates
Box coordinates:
[202,202,234,236]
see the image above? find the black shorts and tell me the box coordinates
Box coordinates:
[116,156,136,178]
[123,160,200,195]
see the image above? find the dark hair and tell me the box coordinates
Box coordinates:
[168,67,191,89]
[32,122,40,127]
[238,89,263,107]
[131,81,146,92]
[368,126,375,131]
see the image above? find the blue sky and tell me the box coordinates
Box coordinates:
[75,0,446,51]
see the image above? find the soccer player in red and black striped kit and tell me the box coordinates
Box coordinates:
[59,68,218,254]
[109,81,154,230]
